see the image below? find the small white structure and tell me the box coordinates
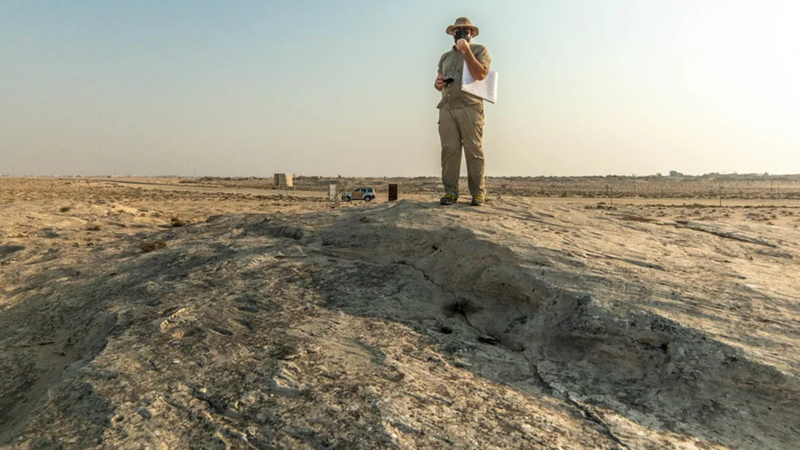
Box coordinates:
[274,173,293,188]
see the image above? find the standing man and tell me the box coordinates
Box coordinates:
[435,17,491,206]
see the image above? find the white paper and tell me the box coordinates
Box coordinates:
[461,60,498,104]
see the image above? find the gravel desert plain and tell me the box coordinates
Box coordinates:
[1,175,799,449]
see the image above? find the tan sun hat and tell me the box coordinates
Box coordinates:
[446,17,480,38]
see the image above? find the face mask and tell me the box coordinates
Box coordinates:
[453,28,470,43]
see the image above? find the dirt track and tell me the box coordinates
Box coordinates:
[92,178,800,207]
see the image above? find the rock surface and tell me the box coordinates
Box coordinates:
[1,179,799,449]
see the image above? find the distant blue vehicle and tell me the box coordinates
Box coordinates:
[343,187,376,202]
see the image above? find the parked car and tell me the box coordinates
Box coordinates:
[343,187,376,202]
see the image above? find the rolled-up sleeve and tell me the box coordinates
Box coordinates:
[474,46,491,71]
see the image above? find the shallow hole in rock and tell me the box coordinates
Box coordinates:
[210,327,233,336]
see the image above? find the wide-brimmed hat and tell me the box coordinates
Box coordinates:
[446,17,479,38]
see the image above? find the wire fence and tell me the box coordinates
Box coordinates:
[176,176,800,200]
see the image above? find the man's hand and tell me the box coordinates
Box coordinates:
[434,73,446,91]
[455,39,471,54]
[461,44,489,81]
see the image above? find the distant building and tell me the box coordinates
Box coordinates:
[274,173,293,188]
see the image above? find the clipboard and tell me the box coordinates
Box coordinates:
[461,61,498,104]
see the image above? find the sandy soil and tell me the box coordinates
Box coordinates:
[89,177,800,208]
[1,178,799,449]
[88,174,800,200]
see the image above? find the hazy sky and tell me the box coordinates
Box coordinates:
[2,1,799,177]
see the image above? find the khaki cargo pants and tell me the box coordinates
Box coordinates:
[439,104,485,198]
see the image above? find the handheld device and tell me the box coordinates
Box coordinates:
[454,28,470,43]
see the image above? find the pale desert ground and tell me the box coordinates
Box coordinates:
[1,177,799,449]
